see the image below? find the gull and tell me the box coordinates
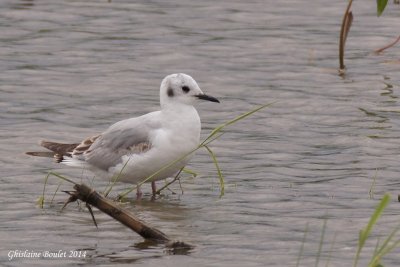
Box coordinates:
[26,73,220,197]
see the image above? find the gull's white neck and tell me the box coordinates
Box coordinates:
[161,103,201,142]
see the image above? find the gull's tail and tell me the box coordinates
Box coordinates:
[26,141,80,163]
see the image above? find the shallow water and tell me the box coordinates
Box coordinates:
[1,0,400,266]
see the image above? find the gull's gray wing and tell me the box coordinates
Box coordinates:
[75,112,161,171]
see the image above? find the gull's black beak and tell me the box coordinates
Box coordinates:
[195,94,220,103]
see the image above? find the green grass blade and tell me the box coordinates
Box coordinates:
[362,194,390,245]
[202,102,275,145]
[296,222,309,267]
[104,157,132,197]
[38,172,52,208]
[373,237,380,258]
[374,224,400,256]
[49,171,77,185]
[325,232,337,267]
[376,239,400,262]
[204,145,224,197]
[118,186,136,200]
[369,169,378,199]
[315,218,327,267]
[369,222,400,267]
[202,132,225,147]
[182,168,198,178]
[39,172,74,208]
[36,196,45,208]
[353,194,391,267]
[377,0,388,16]
[50,181,63,205]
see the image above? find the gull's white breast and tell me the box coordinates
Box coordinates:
[107,105,201,184]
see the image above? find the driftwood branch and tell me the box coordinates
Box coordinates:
[64,183,193,251]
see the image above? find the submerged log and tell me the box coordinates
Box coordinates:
[64,183,192,250]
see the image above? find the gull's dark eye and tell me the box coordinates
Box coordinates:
[182,86,190,93]
[167,88,174,97]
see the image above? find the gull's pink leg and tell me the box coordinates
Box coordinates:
[136,185,143,199]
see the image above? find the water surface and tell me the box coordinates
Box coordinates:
[1,0,400,266]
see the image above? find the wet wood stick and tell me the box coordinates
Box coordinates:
[64,183,192,249]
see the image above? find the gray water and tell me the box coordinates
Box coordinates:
[1,0,400,266]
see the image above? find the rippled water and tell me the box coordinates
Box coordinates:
[1,0,400,266]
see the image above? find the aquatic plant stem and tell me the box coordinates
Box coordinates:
[374,35,400,54]
[296,222,309,267]
[339,0,353,72]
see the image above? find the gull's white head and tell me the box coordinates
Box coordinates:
[160,73,219,108]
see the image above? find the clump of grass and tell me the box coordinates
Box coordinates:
[296,217,332,267]
[357,193,400,267]
[38,171,77,208]
[353,194,390,267]
[297,194,400,267]
[369,222,400,267]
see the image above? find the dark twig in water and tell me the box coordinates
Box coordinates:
[374,35,400,54]
[155,168,184,195]
[61,190,78,211]
[63,183,193,251]
[86,203,98,228]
